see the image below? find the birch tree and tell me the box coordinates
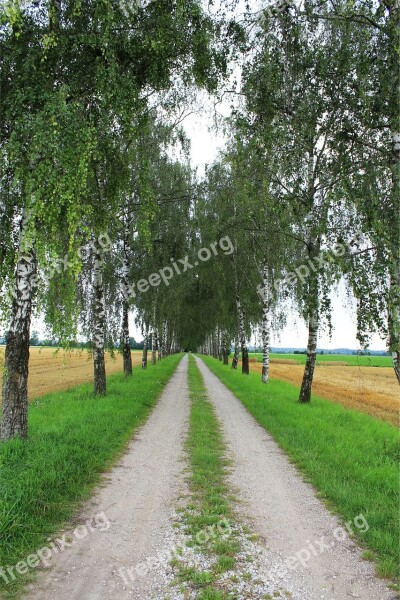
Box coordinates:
[321,0,400,383]
[237,5,361,401]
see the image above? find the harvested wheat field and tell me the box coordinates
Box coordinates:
[0,346,142,401]
[250,360,399,426]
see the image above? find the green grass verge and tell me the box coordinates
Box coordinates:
[0,354,182,597]
[251,352,392,367]
[200,355,399,583]
[171,356,239,599]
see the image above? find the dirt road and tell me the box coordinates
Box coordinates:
[22,354,396,600]
[24,354,189,600]
[194,356,395,600]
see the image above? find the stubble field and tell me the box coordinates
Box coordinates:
[250,355,399,426]
[0,346,143,401]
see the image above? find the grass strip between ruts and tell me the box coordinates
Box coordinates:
[170,355,240,599]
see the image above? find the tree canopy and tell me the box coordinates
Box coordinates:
[0,0,398,439]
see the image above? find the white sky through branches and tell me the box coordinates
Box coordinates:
[181,113,386,352]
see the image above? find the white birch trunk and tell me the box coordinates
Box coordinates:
[299,278,319,403]
[162,320,168,358]
[151,329,157,365]
[157,329,162,361]
[388,269,400,384]
[261,265,270,384]
[93,248,106,396]
[236,292,249,374]
[222,331,229,365]
[231,337,239,369]
[216,326,222,361]
[142,324,149,369]
[121,253,132,376]
[1,218,37,440]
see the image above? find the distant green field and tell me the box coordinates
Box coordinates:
[252,353,392,368]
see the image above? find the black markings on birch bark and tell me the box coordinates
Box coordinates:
[222,331,229,365]
[261,264,270,384]
[157,331,162,361]
[388,272,400,384]
[142,323,149,369]
[1,236,37,440]
[299,274,319,403]
[121,216,132,376]
[93,248,107,396]
[151,329,158,365]
[217,327,222,361]
[231,337,239,370]
[162,320,168,358]
[237,293,249,375]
